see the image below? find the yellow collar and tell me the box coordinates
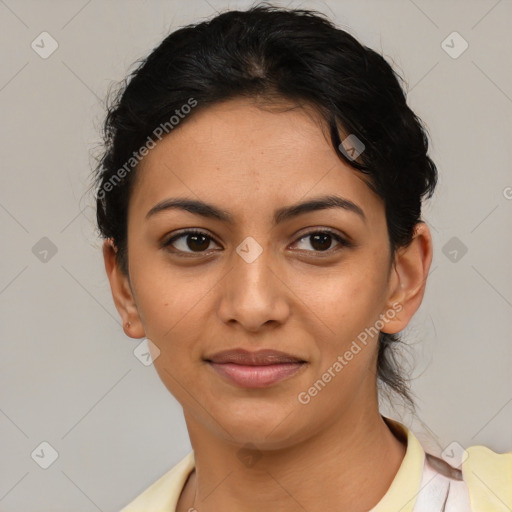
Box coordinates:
[120,417,512,511]
[120,416,428,511]
[369,416,425,512]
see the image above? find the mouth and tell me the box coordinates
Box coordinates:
[204,348,307,388]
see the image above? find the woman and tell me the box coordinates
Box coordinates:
[93,5,511,511]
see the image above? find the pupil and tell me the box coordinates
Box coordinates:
[188,234,209,251]
[311,233,331,251]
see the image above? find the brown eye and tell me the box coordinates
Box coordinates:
[292,230,352,254]
[162,230,220,254]
[185,233,211,251]
[309,233,333,251]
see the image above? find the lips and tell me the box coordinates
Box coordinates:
[205,348,306,365]
[205,349,307,388]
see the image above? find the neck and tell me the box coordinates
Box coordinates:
[178,406,407,512]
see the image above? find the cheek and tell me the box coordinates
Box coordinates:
[304,263,387,344]
[130,260,210,339]
[297,270,385,410]
[139,281,207,399]
[130,263,222,397]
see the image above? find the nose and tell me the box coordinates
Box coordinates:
[217,239,291,333]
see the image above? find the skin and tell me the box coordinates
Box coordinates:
[103,97,433,512]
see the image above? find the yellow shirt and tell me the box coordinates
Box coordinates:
[119,418,512,511]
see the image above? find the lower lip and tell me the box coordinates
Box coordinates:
[208,362,305,388]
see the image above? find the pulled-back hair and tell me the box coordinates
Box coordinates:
[92,4,437,409]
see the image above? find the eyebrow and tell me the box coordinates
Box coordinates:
[145,194,366,224]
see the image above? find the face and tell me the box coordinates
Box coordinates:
[106,97,428,449]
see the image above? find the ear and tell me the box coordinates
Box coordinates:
[380,222,433,334]
[102,239,145,339]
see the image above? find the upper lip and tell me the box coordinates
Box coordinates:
[205,349,306,366]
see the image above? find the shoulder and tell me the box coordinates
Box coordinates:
[461,444,512,511]
[420,445,512,511]
[387,418,512,511]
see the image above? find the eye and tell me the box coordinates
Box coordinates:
[162,229,220,255]
[291,230,352,254]
[161,228,353,257]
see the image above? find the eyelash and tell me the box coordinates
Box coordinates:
[161,228,353,257]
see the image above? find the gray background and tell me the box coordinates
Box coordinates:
[0,0,511,510]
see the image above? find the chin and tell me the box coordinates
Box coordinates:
[211,400,311,449]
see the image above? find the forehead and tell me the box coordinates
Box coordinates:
[129,97,383,225]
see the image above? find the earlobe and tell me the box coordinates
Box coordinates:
[380,222,433,334]
[102,239,145,339]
